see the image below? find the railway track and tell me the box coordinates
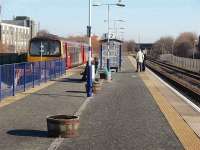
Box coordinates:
[145,58,200,103]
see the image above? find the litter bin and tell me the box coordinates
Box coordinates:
[47,115,80,138]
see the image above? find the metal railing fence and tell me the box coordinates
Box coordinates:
[0,59,66,101]
[160,54,200,72]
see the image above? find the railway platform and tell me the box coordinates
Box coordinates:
[0,56,199,150]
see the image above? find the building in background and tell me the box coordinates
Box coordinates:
[0,16,38,53]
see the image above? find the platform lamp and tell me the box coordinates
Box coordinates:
[93,2,125,72]
[104,19,125,39]
[86,0,93,97]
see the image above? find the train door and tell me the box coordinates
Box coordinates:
[81,45,85,64]
[65,43,68,69]
[65,43,72,69]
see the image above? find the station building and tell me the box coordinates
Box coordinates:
[0,16,37,53]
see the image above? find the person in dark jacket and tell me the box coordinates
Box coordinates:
[94,57,99,74]
[81,61,89,81]
[142,49,147,71]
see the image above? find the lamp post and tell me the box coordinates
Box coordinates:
[93,2,125,71]
[40,42,44,62]
[105,19,125,39]
[86,0,93,97]
[113,20,125,38]
[119,31,124,41]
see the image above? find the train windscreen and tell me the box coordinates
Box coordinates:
[29,39,61,56]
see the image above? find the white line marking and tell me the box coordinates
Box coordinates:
[47,97,92,150]
[132,75,137,78]
[74,97,93,117]
[48,138,64,150]
[147,68,200,112]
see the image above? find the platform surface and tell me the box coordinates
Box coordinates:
[58,57,183,150]
[0,56,197,150]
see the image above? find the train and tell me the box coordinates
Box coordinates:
[28,35,89,68]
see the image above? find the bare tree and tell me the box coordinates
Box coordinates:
[37,30,49,36]
[36,30,59,39]
[65,35,88,43]
[152,36,174,58]
[174,32,197,58]
[66,35,101,57]
[123,40,137,53]
[127,40,137,52]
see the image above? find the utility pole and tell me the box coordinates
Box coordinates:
[87,0,93,97]
[107,4,110,72]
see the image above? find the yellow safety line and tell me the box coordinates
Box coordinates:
[128,56,200,150]
[0,71,74,108]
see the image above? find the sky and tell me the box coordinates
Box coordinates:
[1,0,200,43]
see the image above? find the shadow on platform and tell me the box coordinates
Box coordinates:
[117,71,135,74]
[53,78,84,83]
[7,130,48,138]
[29,93,86,98]
[66,90,86,94]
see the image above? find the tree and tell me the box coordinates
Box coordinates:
[127,40,137,52]
[152,36,174,58]
[123,40,137,53]
[36,30,59,39]
[91,35,101,57]
[174,32,197,58]
[66,35,101,57]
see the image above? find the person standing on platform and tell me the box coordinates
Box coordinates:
[94,57,99,74]
[142,49,147,71]
[81,61,89,81]
[136,49,144,72]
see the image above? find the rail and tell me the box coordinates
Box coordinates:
[146,58,200,101]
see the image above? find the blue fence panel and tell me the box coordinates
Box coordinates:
[40,61,46,83]
[25,63,34,89]
[1,64,14,99]
[0,59,66,100]
[33,62,41,85]
[0,66,1,100]
[15,63,25,92]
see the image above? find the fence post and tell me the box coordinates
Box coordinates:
[45,61,47,82]
[119,44,122,71]
[59,59,61,76]
[23,63,26,92]
[32,62,35,88]
[12,64,15,96]
[0,65,1,100]
[49,61,51,80]
[54,61,56,78]
[39,61,41,85]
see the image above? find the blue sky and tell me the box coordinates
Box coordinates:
[1,0,200,42]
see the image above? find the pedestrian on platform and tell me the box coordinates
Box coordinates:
[136,49,144,72]
[81,61,89,81]
[142,49,147,71]
[94,57,99,74]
